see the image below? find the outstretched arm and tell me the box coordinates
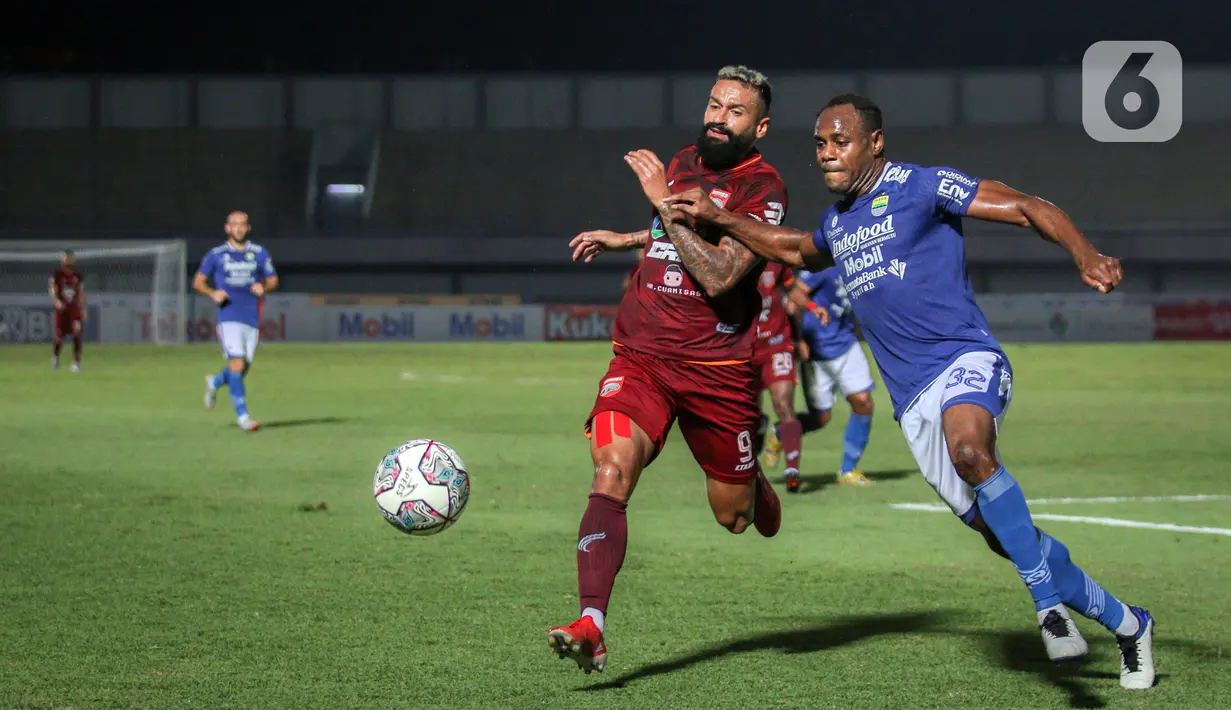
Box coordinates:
[964,180,1123,293]
[662,190,833,270]
[569,229,649,262]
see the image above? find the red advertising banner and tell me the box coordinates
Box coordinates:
[544,305,618,341]
[1154,302,1231,340]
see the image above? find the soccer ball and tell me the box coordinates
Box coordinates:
[373,439,471,535]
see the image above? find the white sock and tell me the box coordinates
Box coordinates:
[1115,603,1140,637]
[582,607,605,633]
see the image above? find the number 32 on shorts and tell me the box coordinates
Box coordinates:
[771,352,793,377]
[944,365,989,396]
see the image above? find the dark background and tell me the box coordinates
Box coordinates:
[3,1,1223,73]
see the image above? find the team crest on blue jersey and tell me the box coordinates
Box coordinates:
[871,194,889,217]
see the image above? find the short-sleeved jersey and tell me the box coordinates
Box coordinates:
[754,262,794,350]
[810,162,1004,419]
[196,242,277,327]
[49,268,84,309]
[612,145,788,362]
[797,266,859,361]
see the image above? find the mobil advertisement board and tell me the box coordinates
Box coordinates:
[321,306,544,342]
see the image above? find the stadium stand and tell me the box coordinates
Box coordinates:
[0,129,311,231]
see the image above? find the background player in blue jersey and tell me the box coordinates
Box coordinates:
[663,94,1154,691]
[193,211,278,432]
[789,266,875,488]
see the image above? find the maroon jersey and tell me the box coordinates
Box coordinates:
[50,268,84,310]
[755,263,795,350]
[612,146,788,362]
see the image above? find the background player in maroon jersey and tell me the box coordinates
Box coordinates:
[752,263,806,490]
[48,249,87,372]
[552,65,788,674]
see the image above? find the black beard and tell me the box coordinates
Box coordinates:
[695,124,753,171]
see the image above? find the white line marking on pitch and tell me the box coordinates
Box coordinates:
[1024,494,1231,505]
[888,503,1231,536]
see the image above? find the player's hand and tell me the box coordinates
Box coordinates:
[210,289,228,305]
[660,188,722,224]
[810,304,831,326]
[569,230,626,263]
[80,310,88,322]
[250,282,266,297]
[624,150,671,206]
[1077,251,1123,293]
[52,299,63,311]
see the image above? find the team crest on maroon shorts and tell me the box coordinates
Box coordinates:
[599,377,623,397]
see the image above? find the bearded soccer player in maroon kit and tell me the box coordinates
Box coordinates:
[752,262,807,490]
[551,65,788,674]
[49,250,87,372]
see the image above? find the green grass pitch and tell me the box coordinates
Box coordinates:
[1,341,1228,709]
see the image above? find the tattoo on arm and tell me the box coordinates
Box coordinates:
[660,214,758,297]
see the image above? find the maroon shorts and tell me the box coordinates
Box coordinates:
[54,308,83,339]
[753,345,796,390]
[586,346,762,484]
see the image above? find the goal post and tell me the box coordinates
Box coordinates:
[0,240,188,345]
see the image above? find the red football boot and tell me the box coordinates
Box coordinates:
[547,616,607,674]
[753,469,781,537]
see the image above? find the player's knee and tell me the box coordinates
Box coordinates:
[714,507,753,534]
[228,359,245,374]
[950,441,997,483]
[591,457,637,501]
[817,410,832,429]
[849,393,874,416]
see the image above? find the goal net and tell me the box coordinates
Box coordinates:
[0,240,188,345]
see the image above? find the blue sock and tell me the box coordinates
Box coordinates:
[1038,528,1127,632]
[840,414,873,472]
[973,467,1061,611]
[229,372,249,418]
[213,368,231,390]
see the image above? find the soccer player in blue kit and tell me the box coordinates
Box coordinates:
[664,94,1155,690]
[194,211,278,431]
[790,266,876,487]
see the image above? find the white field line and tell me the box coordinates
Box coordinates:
[1024,494,1231,505]
[888,502,1231,536]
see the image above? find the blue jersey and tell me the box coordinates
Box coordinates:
[797,266,859,361]
[811,162,1005,420]
[196,242,276,327]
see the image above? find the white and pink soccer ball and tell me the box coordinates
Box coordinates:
[373,439,471,535]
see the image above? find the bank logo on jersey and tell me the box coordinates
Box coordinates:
[887,259,907,279]
[883,165,912,184]
[871,194,889,217]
